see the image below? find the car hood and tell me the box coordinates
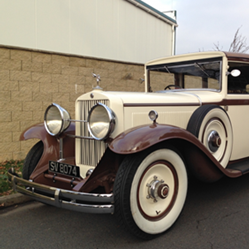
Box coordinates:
[88,89,223,106]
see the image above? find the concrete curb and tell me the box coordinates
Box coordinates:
[0,193,32,208]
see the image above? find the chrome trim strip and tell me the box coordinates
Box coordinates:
[69,119,87,123]
[66,134,95,140]
[59,138,64,159]
[156,88,220,93]
[8,170,114,214]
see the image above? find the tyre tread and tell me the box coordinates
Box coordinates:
[187,104,224,136]
[114,150,157,240]
[114,144,185,240]
[22,141,43,180]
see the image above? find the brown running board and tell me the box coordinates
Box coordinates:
[226,159,249,174]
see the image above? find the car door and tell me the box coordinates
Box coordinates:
[226,61,249,161]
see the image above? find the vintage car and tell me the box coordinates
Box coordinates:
[8,51,249,239]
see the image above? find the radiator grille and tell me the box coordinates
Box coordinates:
[77,99,109,166]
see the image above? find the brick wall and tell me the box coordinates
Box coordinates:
[0,47,144,162]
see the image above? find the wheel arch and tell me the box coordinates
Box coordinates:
[109,124,241,182]
[20,122,75,180]
[187,104,233,168]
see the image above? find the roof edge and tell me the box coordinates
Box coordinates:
[224,51,249,62]
[146,51,249,65]
[126,0,178,26]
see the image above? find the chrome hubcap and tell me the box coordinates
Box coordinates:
[208,130,221,152]
[146,176,169,202]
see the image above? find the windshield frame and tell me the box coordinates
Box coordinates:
[146,57,223,93]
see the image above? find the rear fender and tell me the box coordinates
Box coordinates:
[109,123,241,181]
[20,123,75,180]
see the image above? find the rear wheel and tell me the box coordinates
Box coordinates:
[22,141,44,180]
[187,105,233,168]
[114,146,188,239]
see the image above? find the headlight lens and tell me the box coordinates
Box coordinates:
[88,103,116,140]
[44,103,71,136]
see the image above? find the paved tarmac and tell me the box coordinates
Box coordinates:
[0,174,248,249]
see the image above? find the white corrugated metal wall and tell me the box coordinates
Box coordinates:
[0,0,176,63]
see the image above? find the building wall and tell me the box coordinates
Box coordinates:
[0,0,175,64]
[0,46,144,162]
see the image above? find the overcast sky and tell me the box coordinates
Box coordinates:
[143,0,249,55]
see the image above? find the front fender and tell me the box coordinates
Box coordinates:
[109,123,242,181]
[20,123,75,180]
[109,123,202,154]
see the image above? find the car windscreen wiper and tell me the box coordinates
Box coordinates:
[164,66,171,73]
[195,63,209,77]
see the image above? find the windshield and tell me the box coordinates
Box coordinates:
[146,57,222,92]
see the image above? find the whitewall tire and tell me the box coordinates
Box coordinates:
[187,105,233,168]
[114,146,188,239]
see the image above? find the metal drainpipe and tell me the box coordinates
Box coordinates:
[162,10,177,55]
[172,24,177,55]
[172,11,177,55]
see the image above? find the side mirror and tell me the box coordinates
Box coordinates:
[227,69,241,77]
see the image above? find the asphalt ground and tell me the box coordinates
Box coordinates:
[0,174,248,249]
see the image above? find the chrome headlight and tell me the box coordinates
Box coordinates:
[88,103,116,140]
[148,110,158,123]
[44,103,71,136]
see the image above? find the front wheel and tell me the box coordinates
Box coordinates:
[22,141,44,180]
[114,146,188,239]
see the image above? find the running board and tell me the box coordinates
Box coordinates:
[226,159,249,174]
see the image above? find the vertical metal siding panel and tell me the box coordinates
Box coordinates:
[155,21,168,58]
[118,0,136,62]
[125,4,173,63]
[134,4,148,62]
[143,11,157,61]
[0,0,174,63]
[36,0,70,52]
[96,0,117,60]
[70,0,97,57]
[155,19,162,54]
[164,24,173,56]
[165,24,173,56]
[146,17,156,61]
[0,0,36,48]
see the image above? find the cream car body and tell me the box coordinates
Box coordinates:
[8,51,249,239]
[75,52,248,176]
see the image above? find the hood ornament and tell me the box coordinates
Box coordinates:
[92,73,102,90]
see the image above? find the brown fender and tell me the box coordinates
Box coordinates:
[20,123,75,180]
[109,123,242,182]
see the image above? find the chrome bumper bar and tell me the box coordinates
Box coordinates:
[7,169,114,214]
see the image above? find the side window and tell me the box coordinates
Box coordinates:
[228,62,249,94]
[149,71,175,91]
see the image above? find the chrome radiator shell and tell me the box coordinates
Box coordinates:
[76,99,109,166]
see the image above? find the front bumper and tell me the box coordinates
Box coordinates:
[7,169,114,214]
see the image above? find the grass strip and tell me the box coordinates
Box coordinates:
[0,160,23,196]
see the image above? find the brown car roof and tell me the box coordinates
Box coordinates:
[224,52,249,62]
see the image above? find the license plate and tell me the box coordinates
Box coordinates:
[49,161,80,178]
